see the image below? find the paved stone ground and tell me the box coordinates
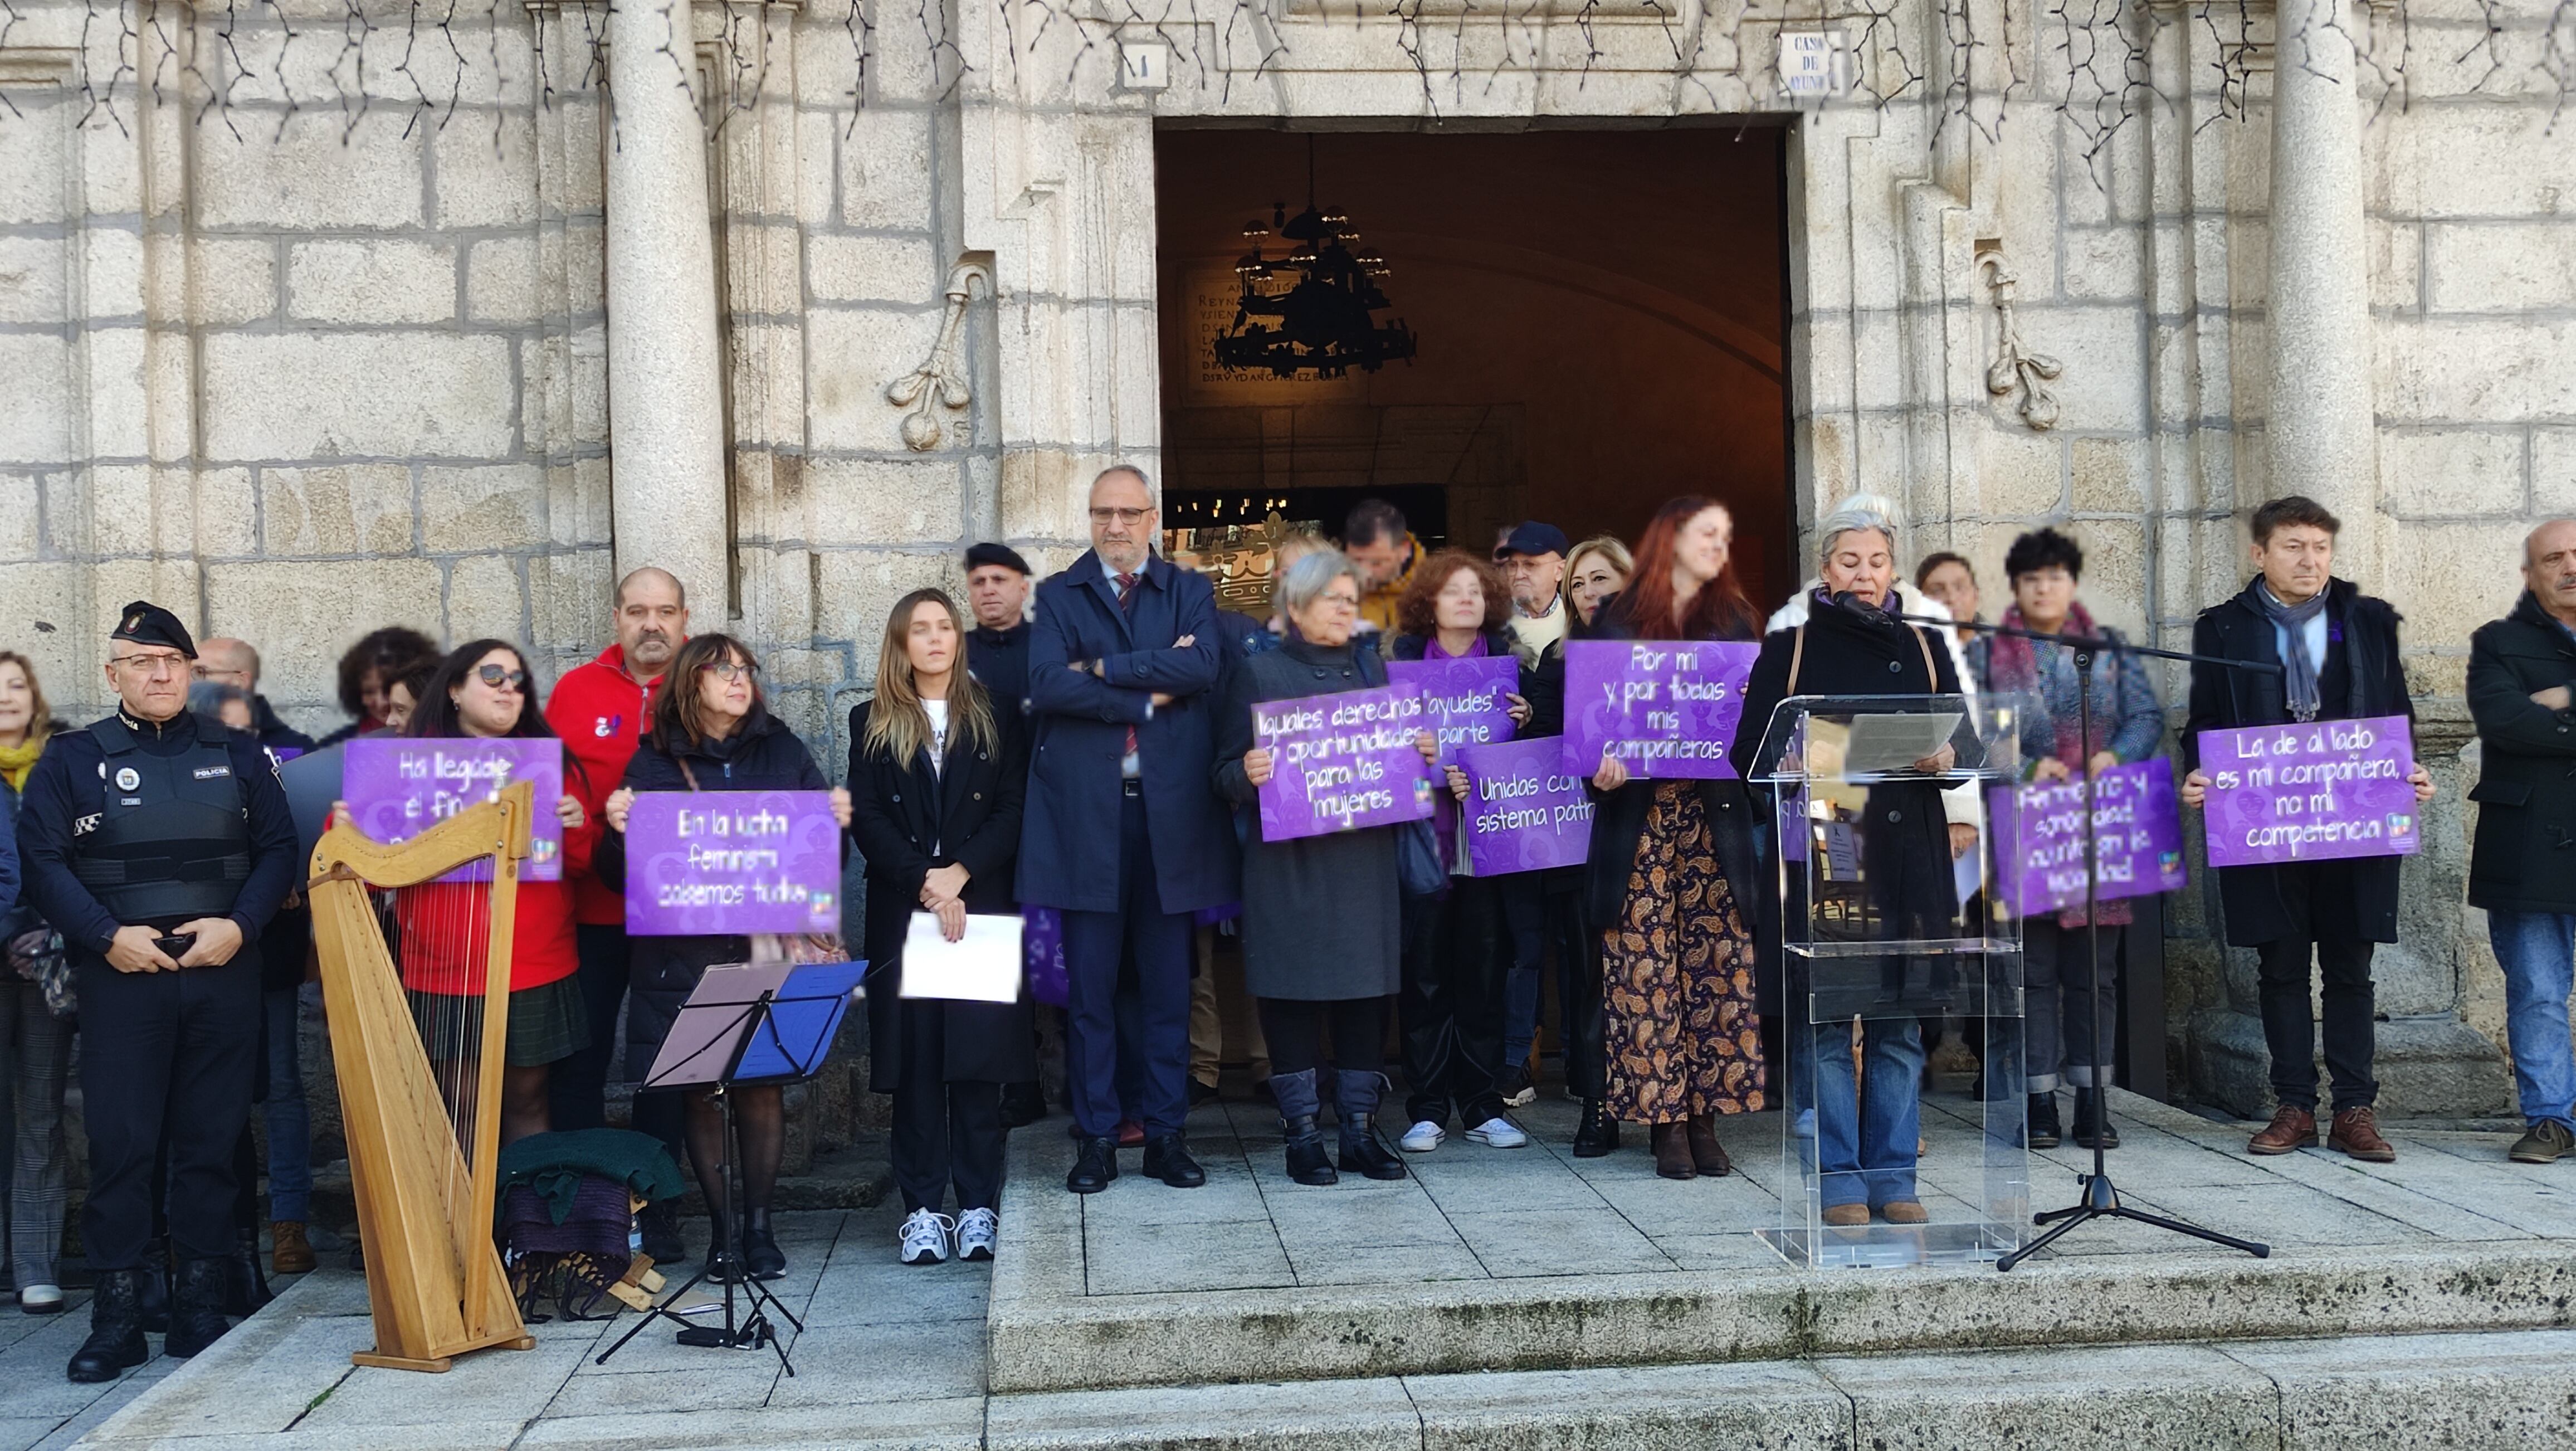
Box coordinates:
[0,1287,180,1451]
[41,1087,2576,1449]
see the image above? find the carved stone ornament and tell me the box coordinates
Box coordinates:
[886,261,994,451]
[1977,251,2061,432]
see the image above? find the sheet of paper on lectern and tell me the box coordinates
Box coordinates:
[1840,713,1963,775]
[899,913,1024,1002]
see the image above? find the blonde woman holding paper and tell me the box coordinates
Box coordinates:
[846,589,1033,1266]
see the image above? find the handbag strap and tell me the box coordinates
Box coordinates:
[1787,625,1807,696]
[1914,624,1937,688]
[675,755,700,792]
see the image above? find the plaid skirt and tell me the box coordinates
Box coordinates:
[407,974,589,1068]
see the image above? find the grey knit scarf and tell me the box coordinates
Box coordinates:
[2255,581,2329,722]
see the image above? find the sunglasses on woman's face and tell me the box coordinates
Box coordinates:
[701,660,759,682]
[476,665,528,689]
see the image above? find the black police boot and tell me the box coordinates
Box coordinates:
[225,1229,273,1317]
[163,1257,232,1360]
[66,1270,148,1384]
[135,1241,169,1335]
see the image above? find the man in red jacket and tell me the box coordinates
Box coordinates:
[543,567,688,1252]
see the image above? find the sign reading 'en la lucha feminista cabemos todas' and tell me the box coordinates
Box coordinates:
[1253,683,1436,843]
[342,738,564,881]
[622,790,843,936]
[2196,714,2422,869]
[1560,640,1760,780]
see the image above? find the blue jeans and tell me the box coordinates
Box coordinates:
[262,985,312,1224]
[2489,909,2576,1131]
[1811,1014,1924,1209]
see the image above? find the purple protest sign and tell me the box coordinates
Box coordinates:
[342,738,564,881]
[1455,737,1592,876]
[622,791,842,936]
[1560,639,1760,780]
[1387,657,1519,764]
[1985,760,2187,917]
[1255,684,1437,843]
[2198,715,2422,868]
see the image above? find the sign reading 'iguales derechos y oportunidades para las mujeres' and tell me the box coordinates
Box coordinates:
[1253,683,1436,843]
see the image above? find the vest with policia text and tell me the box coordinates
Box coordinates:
[70,715,255,927]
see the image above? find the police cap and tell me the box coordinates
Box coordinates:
[110,600,197,659]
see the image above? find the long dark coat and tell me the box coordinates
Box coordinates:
[1211,638,1404,1001]
[599,710,835,1079]
[846,697,1037,1089]
[2465,591,2576,914]
[2183,577,2413,946]
[1018,550,1240,915]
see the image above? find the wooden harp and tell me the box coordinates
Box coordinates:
[309,779,539,1372]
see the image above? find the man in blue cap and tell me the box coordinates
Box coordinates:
[1495,520,1570,669]
[17,601,299,1381]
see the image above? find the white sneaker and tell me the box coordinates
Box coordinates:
[1398,1120,1446,1153]
[1467,1116,1529,1148]
[17,1283,60,1314]
[955,1207,998,1262]
[897,1209,954,1265]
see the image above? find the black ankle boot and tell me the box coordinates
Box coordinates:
[741,1207,787,1280]
[66,1270,147,1383]
[638,1199,686,1264]
[2072,1088,2120,1149]
[135,1241,169,1335]
[2027,1092,2063,1149]
[225,1229,272,1317]
[1282,1117,1339,1186]
[163,1257,232,1359]
[1328,1069,1405,1180]
[1572,1099,1621,1158]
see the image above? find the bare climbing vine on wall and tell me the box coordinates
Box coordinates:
[3,0,2573,166]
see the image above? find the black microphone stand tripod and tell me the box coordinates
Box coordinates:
[1900,611,2275,1270]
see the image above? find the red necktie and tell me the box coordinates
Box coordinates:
[1114,573,1140,758]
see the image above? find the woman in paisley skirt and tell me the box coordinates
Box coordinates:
[1582,497,1769,1179]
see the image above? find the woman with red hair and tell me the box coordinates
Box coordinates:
[1582,498,1769,1180]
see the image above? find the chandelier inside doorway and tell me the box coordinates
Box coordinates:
[1213,138,1418,379]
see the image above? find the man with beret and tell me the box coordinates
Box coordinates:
[965,542,1036,722]
[16,602,299,1381]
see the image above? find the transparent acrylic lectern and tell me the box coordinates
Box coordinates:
[1747,694,2026,1269]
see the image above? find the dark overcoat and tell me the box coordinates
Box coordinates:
[2182,577,2413,946]
[1018,550,1240,915]
[846,697,1037,1089]
[2465,591,2576,915]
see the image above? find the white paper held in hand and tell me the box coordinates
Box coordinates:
[899,912,1025,1002]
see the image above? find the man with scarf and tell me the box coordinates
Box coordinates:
[1985,529,2162,1152]
[2179,496,2435,1162]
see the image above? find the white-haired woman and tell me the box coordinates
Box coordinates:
[1214,549,1437,1186]
[1732,494,1980,1228]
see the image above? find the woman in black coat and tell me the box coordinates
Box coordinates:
[1214,549,1433,1185]
[847,588,1033,1266]
[599,633,850,1280]
[1578,498,1768,1182]
[1731,498,1973,1228]
[1383,549,1536,1157]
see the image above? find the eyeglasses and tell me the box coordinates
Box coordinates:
[111,651,188,677]
[476,664,528,689]
[700,660,759,682]
[1089,507,1154,526]
[190,664,247,682]
[1319,592,1361,609]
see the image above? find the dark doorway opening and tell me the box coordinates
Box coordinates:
[1155,125,1793,604]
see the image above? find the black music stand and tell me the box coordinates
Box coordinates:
[1901,611,2277,1270]
[595,959,864,1374]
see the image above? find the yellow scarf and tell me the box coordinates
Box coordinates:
[0,737,43,793]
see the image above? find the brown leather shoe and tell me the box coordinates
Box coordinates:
[2248,1104,2318,1155]
[1880,1200,1929,1225]
[270,1221,316,1275]
[1685,1114,1733,1177]
[2329,1106,2397,1162]
[1819,1204,1869,1228]
[1650,1122,1696,1181]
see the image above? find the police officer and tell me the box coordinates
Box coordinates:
[16,603,297,1382]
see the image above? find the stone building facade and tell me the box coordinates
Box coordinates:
[1,0,2571,1114]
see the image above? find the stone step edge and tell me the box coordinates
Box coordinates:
[985,1236,2576,1394]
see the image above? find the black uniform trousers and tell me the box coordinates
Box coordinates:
[79,956,258,1269]
[889,1004,1006,1216]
